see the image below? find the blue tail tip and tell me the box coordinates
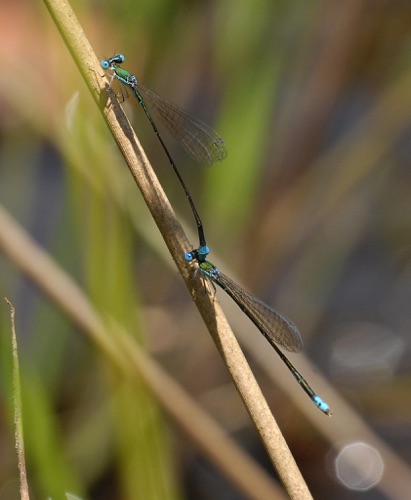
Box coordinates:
[313,396,332,416]
[198,245,210,257]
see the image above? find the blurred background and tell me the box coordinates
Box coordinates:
[0,0,411,498]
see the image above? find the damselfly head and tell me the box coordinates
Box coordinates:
[100,59,111,70]
[110,54,125,65]
[101,54,125,71]
[185,250,196,262]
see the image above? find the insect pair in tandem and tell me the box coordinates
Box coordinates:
[101,54,331,416]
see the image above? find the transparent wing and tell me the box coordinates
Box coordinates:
[215,271,303,353]
[136,82,227,166]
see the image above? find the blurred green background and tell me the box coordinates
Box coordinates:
[1,0,411,498]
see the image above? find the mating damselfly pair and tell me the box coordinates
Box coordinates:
[101,54,331,416]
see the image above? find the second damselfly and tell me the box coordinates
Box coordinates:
[185,247,332,415]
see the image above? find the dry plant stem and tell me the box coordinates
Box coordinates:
[5,299,30,500]
[43,0,312,497]
[0,206,284,500]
